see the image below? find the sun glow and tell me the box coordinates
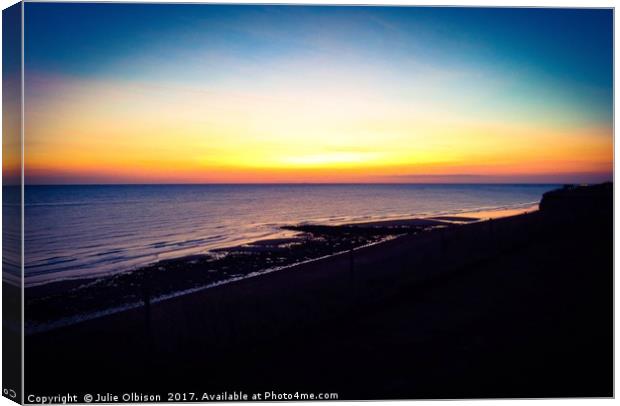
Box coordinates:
[279,152,381,167]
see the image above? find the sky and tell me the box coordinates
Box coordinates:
[23,4,613,184]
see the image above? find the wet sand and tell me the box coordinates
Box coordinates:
[25,216,440,330]
[25,184,612,399]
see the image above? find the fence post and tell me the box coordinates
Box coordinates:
[349,247,356,307]
[142,272,152,356]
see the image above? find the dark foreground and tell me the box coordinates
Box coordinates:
[25,183,613,400]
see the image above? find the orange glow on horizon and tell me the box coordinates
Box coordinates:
[23,74,613,185]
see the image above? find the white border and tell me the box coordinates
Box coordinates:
[17,0,618,6]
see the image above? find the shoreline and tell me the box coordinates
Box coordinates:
[22,201,539,289]
[24,203,538,334]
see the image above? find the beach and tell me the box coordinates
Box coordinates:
[23,185,548,333]
[24,183,612,399]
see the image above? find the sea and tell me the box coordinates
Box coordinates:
[16,184,558,287]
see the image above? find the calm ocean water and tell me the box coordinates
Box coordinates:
[22,184,557,287]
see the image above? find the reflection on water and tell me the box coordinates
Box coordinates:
[24,184,557,286]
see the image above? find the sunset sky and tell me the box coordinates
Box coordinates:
[24,4,613,184]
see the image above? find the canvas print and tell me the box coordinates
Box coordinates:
[2,2,614,403]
